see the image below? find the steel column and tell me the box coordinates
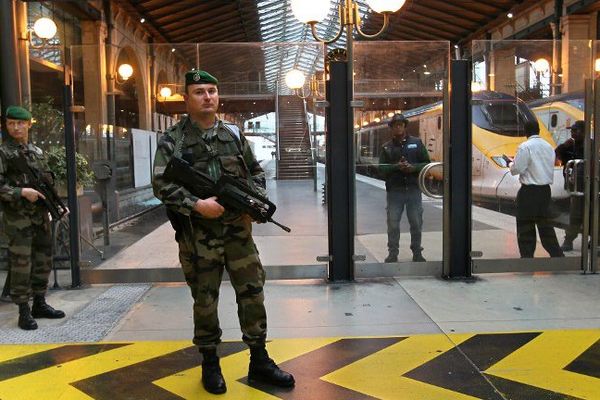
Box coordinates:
[0,0,22,135]
[326,61,354,281]
[590,79,600,273]
[63,62,81,288]
[445,60,472,278]
[582,81,593,272]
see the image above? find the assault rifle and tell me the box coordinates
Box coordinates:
[12,152,68,221]
[163,156,291,232]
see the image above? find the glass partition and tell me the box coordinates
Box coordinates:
[189,43,327,269]
[353,41,449,276]
[470,40,594,271]
[70,43,327,272]
[68,43,328,277]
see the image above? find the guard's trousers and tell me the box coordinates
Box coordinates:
[177,217,267,350]
[516,184,563,258]
[5,215,52,304]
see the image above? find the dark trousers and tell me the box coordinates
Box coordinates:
[516,185,563,258]
[386,187,423,256]
[564,196,584,243]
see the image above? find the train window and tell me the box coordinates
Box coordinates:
[473,100,535,136]
[550,114,558,128]
[566,98,584,111]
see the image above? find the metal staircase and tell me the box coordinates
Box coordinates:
[277,95,314,180]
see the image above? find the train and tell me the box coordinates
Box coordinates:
[355,90,570,203]
[528,91,584,146]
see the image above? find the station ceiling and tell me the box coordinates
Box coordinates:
[118,0,547,45]
[117,0,540,90]
[117,0,596,113]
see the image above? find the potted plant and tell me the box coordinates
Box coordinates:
[45,146,96,197]
[28,97,95,197]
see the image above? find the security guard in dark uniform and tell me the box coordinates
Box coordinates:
[152,71,294,395]
[0,106,65,330]
[555,120,585,251]
[379,114,430,263]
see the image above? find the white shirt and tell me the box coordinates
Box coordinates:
[509,135,555,185]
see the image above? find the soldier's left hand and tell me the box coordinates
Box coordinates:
[21,188,46,203]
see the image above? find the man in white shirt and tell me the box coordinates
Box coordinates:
[506,121,564,258]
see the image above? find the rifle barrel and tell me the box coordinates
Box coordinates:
[268,218,291,233]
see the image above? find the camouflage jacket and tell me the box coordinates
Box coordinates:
[152,116,266,221]
[0,137,52,220]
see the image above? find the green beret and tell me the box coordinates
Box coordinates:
[185,70,218,87]
[5,106,32,121]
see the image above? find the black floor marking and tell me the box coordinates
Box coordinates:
[0,344,128,382]
[72,342,247,400]
[405,333,541,400]
[239,337,404,400]
[486,375,583,400]
[564,338,600,379]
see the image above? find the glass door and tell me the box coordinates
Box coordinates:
[352,41,450,277]
[470,40,595,273]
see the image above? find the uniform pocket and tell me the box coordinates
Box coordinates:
[219,155,243,177]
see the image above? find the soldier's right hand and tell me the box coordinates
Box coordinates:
[194,196,224,218]
[21,188,46,203]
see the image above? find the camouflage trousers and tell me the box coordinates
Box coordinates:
[4,214,52,304]
[178,217,267,350]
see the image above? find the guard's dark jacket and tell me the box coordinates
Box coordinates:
[555,139,584,191]
[379,135,430,191]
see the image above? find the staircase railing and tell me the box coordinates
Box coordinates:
[303,100,318,191]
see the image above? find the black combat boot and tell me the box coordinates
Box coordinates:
[412,252,426,262]
[18,303,38,330]
[384,253,398,263]
[248,345,295,388]
[31,295,65,319]
[201,349,227,394]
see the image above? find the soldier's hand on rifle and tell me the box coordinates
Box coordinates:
[194,196,224,219]
[21,188,46,203]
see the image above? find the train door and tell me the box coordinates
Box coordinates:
[469,39,596,274]
[352,41,449,277]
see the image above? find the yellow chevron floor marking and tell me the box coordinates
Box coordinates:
[0,341,191,400]
[0,344,61,363]
[322,334,479,400]
[155,337,338,399]
[485,330,600,399]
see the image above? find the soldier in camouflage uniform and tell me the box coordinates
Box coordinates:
[0,106,65,330]
[152,71,294,395]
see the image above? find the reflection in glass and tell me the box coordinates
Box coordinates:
[473,93,537,137]
[470,40,593,263]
